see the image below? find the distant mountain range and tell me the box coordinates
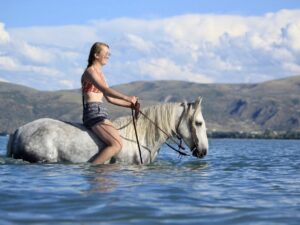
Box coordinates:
[1,76,300,134]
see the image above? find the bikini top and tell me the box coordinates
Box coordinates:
[81,77,101,93]
[81,67,107,94]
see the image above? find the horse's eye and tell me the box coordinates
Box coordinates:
[195,121,202,126]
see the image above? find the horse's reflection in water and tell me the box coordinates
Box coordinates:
[7,97,208,165]
[84,163,146,193]
[82,156,209,194]
[182,161,209,171]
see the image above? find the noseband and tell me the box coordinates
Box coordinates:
[176,103,200,156]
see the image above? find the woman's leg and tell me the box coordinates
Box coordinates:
[91,120,123,164]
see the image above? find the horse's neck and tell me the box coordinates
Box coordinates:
[114,103,180,149]
[141,103,179,147]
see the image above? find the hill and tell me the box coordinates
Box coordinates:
[0,76,300,134]
[114,76,300,133]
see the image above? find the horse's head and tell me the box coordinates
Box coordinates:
[177,97,208,158]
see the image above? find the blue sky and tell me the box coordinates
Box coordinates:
[2,0,300,27]
[0,0,300,90]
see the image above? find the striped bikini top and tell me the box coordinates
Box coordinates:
[81,67,107,93]
[81,77,101,93]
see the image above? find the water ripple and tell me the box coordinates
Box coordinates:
[0,138,300,224]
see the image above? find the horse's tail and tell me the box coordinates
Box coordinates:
[6,129,19,158]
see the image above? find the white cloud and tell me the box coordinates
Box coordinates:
[162,14,249,47]
[0,56,63,76]
[59,79,75,89]
[0,56,18,70]
[0,23,10,43]
[282,23,300,51]
[125,34,154,53]
[13,40,56,64]
[0,76,8,82]
[137,58,213,83]
[1,9,300,90]
[282,62,300,74]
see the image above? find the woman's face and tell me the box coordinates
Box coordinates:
[95,46,110,65]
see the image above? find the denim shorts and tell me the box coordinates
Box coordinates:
[82,102,109,128]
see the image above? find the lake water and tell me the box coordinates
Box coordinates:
[0,135,299,225]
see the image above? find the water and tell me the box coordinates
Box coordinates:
[0,135,299,225]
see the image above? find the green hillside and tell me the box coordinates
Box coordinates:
[1,76,299,134]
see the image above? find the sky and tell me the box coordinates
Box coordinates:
[1,0,300,90]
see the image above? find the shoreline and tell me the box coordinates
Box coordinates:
[207,130,300,140]
[1,131,300,140]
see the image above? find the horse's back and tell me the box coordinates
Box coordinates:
[9,118,101,163]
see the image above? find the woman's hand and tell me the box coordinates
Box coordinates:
[128,96,138,106]
[129,96,140,119]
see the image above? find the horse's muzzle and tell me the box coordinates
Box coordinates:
[192,148,207,158]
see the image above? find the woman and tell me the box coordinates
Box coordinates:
[81,42,138,164]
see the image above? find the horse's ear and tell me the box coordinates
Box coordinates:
[194,96,202,108]
[192,97,202,117]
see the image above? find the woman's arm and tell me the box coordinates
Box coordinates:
[105,96,133,108]
[85,69,134,103]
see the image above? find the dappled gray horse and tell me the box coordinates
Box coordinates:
[7,97,208,165]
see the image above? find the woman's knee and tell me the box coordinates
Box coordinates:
[92,122,123,153]
[114,138,123,153]
[107,138,122,154]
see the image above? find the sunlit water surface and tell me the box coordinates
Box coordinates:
[1,136,299,224]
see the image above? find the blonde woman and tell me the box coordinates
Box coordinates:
[81,42,138,164]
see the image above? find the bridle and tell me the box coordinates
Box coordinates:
[176,103,201,155]
[131,101,199,164]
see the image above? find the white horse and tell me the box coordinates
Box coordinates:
[6,97,208,165]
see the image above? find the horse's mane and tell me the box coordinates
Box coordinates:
[113,102,180,146]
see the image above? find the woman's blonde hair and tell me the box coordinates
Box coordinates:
[87,42,109,67]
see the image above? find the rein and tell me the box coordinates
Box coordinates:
[131,103,143,164]
[131,102,190,164]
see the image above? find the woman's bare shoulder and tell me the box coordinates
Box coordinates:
[85,66,93,74]
[84,67,96,78]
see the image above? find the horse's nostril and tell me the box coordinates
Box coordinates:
[192,150,198,157]
[192,149,207,158]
